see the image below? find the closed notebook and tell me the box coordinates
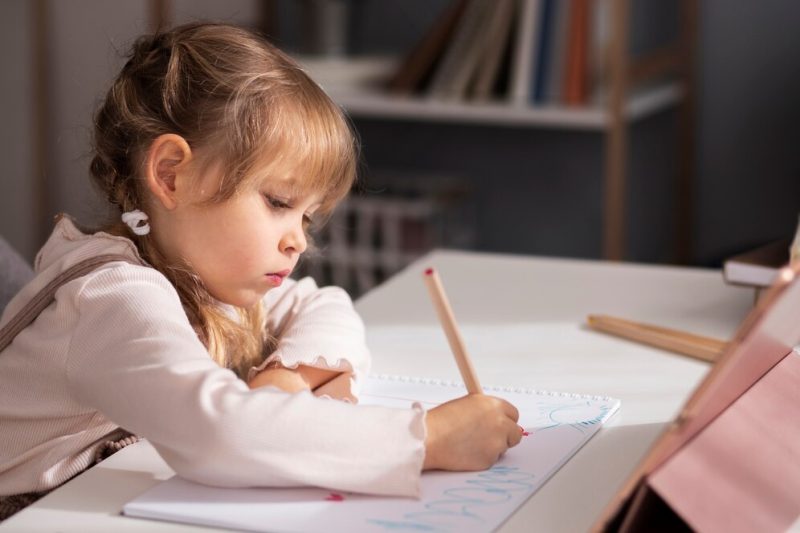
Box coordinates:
[723,240,789,288]
[123,374,620,533]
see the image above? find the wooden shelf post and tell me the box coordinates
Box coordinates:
[604,0,630,261]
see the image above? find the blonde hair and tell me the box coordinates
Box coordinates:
[89,22,358,378]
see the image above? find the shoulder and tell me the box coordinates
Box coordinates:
[37,217,181,308]
[1,227,172,326]
[63,261,203,376]
[71,261,183,315]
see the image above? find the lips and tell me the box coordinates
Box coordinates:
[265,269,291,287]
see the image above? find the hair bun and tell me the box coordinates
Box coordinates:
[136,31,170,53]
[124,32,171,75]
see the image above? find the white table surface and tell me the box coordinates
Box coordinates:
[0,250,756,532]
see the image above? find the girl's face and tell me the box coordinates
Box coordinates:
[158,166,321,308]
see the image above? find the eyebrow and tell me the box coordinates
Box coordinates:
[263,179,323,208]
[263,179,302,198]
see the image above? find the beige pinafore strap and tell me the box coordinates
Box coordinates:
[0,253,135,353]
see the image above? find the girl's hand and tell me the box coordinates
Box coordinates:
[423,394,522,471]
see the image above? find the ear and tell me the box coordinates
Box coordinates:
[143,133,193,210]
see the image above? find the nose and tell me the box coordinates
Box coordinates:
[280,220,307,255]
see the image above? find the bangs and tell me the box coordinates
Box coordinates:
[208,72,358,218]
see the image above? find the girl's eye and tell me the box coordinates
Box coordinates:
[265,193,315,227]
[265,195,290,210]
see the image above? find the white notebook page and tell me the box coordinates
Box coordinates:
[123,375,620,532]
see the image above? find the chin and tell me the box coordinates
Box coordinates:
[231,294,265,308]
[211,288,265,309]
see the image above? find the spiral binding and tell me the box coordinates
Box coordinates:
[371,374,611,402]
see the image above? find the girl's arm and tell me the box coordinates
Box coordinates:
[66,265,520,494]
[248,277,368,399]
[66,265,425,496]
[247,360,348,402]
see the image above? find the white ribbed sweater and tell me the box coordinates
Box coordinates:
[0,217,425,497]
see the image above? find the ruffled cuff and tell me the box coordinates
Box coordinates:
[407,401,428,494]
[247,354,362,401]
[248,353,354,380]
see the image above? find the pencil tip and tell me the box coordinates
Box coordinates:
[424,268,434,275]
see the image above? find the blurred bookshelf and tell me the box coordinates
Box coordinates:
[149,0,696,293]
[297,55,684,130]
[289,0,697,264]
[150,0,697,292]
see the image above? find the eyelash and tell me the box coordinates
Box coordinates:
[264,195,313,226]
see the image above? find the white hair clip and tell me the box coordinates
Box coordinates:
[121,209,151,236]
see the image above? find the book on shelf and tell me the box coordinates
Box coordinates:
[542,0,570,103]
[388,0,610,108]
[386,0,468,95]
[587,0,611,105]
[426,0,492,100]
[562,0,590,105]
[445,0,511,100]
[531,0,556,104]
[508,0,542,105]
[470,0,516,100]
[723,240,790,288]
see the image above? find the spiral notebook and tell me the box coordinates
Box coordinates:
[123,375,620,532]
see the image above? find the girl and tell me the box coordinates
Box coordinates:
[0,22,521,517]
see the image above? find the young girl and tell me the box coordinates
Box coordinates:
[0,22,521,517]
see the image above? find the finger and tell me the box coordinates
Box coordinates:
[498,399,519,422]
[506,422,523,448]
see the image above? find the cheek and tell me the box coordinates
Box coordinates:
[225,224,277,266]
[190,197,279,272]
[202,202,266,252]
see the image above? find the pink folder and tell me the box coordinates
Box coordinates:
[649,350,800,532]
[595,266,800,532]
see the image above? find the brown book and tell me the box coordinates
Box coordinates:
[723,240,790,288]
[427,0,492,100]
[562,0,590,105]
[386,0,469,95]
[470,0,516,100]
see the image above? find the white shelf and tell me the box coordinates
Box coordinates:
[297,56,684,131]
[332,83,683,130]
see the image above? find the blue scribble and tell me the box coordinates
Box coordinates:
[367,466,535,532]
[367,520,442,531]
[534,401,612,434]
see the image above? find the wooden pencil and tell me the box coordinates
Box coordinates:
[423,267,483,394]
[586,314,728,363]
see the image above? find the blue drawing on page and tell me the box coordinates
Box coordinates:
[535,401,613,434]
[367,466,536,532]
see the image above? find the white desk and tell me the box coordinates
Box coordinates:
[0,250,754,532]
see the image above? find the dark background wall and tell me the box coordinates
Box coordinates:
[694,0,800,265]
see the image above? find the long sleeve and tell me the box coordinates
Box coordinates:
[251,277,370,395]
[64,265,425,496]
